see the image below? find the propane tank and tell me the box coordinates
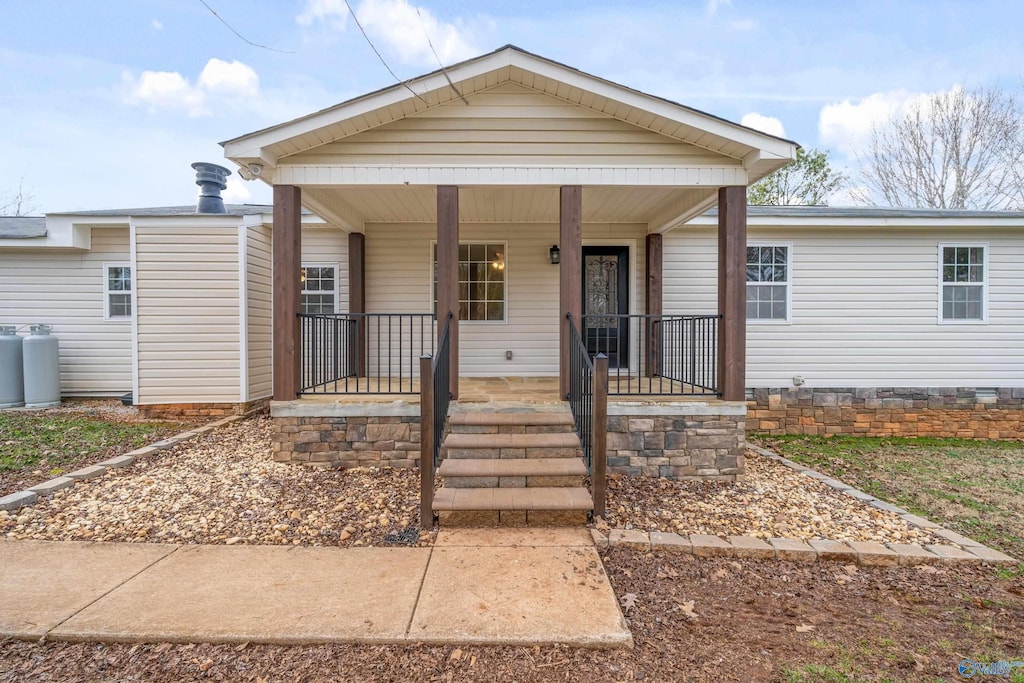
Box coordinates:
[0,326,24,408]
[23,324,60,408]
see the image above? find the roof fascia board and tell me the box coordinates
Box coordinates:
[684,215,1024,228]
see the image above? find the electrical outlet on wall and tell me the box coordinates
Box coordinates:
[505,350,513,360]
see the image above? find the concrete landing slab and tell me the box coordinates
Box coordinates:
[410,545,631,648]
[435,527,594,547]
[0,540,175,639]
[51,545,429,645]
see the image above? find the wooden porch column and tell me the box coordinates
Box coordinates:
[559,185,582,398]
[436,186,459,399]
[348,232,366,377]
[645,233,663,377]
[717,186,747,402]
[273,184,302,401]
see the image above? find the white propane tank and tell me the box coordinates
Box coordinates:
[0,326,24,408]
[23,324,60,408]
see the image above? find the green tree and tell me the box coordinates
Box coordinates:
[748,148,846,206]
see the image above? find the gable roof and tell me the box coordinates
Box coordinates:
[222,45,797,182]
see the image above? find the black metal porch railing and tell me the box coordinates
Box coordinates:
[298,313,435,394]
[431,313,453,467]
[567,314,608,518]
[580,313,721,396]
[419,312,452,529]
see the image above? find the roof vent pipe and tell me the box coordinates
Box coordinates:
[192,162,231,214]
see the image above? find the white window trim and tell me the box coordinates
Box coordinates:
[429,240,510,325]
[103,262,133,321]
[937,242,988,325]
[301,262,340,314]
[746,241,793,325]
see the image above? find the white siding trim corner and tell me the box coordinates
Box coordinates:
[129,225,140,402]
[238,225,249,402]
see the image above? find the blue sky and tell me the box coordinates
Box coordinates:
[2,0,1022,212]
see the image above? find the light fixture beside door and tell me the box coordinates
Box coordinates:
[549,245,560,265]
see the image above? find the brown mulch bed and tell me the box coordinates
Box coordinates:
[2,550,1021,682]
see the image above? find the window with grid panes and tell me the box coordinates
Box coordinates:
[104,264,132,319]
[940,245,986,321]
[300,265,336,314]
[746,245,790,321]
[433,243,506,321]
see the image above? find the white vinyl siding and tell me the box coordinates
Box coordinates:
[0,228,131,396]
[664,226,1024,387]
[133,224,241,404]
[246,224,272,400]
[283,82,742,170]
[365,222,645,376]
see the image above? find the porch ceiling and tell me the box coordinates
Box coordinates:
[303,185,716,230]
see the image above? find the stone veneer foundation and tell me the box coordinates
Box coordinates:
[271,402,422,468]
[747,387,1024,439]
[271,399,748,480]
[137,399,269,420]
[605,402,747,482]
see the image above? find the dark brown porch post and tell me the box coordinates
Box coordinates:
[348,232,367,377]
[645,233,663,377]
[559,185,582,399]
[436,186,459,399]
[273,184,302,401]
[717,186,747,402]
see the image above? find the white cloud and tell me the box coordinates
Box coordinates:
[356,0,477,66]
[706,0,731,15]
[222,173,253,204]
[741,112,786,137]
[818,89,925,156]
[197,58,260,98]
[125,58,260,117]
[151,19,163,30]
[296,0,347,30]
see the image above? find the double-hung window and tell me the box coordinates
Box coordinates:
[746,244,790,322]
[939,244,987,322]
[432,242,507,322]
[104,264,132,319]
[301,264,337,314]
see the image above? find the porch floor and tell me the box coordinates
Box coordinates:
[296,376,719,404]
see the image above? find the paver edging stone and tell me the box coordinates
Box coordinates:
[0,413,252,512]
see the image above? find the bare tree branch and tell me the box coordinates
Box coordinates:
[0,178,37,216]
[856,86,1024,210]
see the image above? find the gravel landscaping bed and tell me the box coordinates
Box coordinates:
[0,417,432,547]
[603,448,947,547]
[2,414,950,549]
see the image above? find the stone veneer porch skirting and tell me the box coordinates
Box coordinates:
[747,387,1024,439]
[270,400,748,480]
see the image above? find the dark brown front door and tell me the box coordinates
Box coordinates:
[581,246,629,368]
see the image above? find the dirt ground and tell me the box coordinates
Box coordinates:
[2,549,1021,683]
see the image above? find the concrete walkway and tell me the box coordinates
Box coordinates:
[0,528,631,649]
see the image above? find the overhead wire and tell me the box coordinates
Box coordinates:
[343,0,430,105]
[416,8,469,105]
[197,0,294,53]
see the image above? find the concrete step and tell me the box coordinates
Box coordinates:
[433,486,593,512]
[447,411,576,435]
[438,457,587,488]
[442,432,583,460]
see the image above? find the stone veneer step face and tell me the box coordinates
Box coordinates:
[432,487,593,512]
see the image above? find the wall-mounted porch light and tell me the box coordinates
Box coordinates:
[549,245,560,265]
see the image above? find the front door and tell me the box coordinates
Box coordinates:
[581,246,629,369]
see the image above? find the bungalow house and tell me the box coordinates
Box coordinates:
[2,46,1023,525]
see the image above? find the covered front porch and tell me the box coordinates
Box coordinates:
[224,46,796,526]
